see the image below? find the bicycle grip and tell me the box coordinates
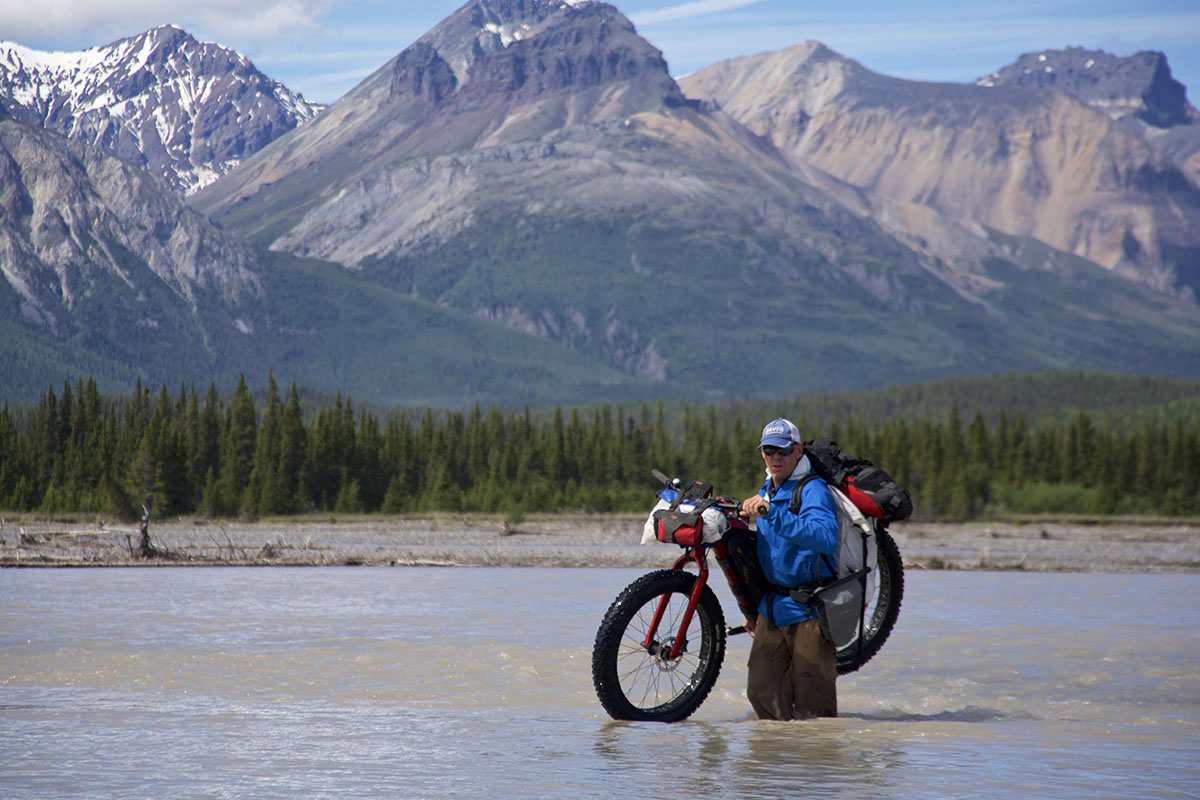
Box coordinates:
[651,468,670,486]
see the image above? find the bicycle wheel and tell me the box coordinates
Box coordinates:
[592,569,726,722]
[837,526,904,674]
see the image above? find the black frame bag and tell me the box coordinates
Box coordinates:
[720,528,768,619]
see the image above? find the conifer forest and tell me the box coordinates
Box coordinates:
[1,372,1198,522]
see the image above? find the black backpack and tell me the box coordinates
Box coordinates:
[797,438,913,524]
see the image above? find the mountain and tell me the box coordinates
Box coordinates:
[976,47,1200,191]
[0,111,265,393]
[975,47,1197,128]
[677,42,1200,300]
[0,114,263,331]
[0,26,322,195]
[184,1,991,385]
[7,4,1200,407]
[187,3,1200,398]
[191,0,691,256]
[0,114,664,406]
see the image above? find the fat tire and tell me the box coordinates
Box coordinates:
[837,526,904,674]
[592,569,726,722]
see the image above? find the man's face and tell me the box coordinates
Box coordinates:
[761,442,803,484]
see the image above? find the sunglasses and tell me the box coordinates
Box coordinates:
[761,444,796,457]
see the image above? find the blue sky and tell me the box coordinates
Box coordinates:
[3,0,1198,106]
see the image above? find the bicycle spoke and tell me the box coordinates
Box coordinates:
[611,591,709,710]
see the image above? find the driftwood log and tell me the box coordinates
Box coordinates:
[133,504,166,559]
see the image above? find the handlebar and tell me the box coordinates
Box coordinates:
[651,468,681,492]
[651,469,751,523]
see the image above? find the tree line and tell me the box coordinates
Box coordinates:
[1,375,1198,521]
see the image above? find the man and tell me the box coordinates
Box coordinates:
[740,417,840,720]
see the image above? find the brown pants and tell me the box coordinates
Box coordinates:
[747,617,837,720]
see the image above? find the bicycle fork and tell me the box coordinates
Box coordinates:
[642,549,711,660]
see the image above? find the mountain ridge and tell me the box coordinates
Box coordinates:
[0,114,264,326]
[678,42,1200,300]
[5,6,1200,407]
[190,0,689,230]
[975,46,1200,191]
[0,25,322,194]
[193,1,1029,390]
[975,46,1198,128]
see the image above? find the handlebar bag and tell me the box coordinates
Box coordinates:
[652,507,708,546]
[651,479,718,546]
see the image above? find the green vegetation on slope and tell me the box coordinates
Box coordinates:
[0,248,666,408]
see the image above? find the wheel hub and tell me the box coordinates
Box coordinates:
[647,636,687,668]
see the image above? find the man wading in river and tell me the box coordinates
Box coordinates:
[740,418,840,720]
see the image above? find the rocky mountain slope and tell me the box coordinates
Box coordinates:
[0,112,266,392]
[0,115,263,328]
[975,47,1197,127]
[976,46,1200,192]
[188,1,1200,397]
[191,0,691,257]
[0,26,322,194]
[189,0,991,386]
[0,114,657,406]
[678,43,1200,300]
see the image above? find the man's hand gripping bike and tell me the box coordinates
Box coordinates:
[590,470,904,722]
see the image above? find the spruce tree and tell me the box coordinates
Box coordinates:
[276,384,307,514]
[249,374,283,516]
[219,375,258,516]
[356,409,384,512]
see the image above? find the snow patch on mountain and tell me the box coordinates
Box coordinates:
[0,25,323,194]
[482,22,532,47]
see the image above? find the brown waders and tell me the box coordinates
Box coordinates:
[746,616,838,720]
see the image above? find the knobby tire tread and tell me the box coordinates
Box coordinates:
[592,569,726,722]
[837,526,904,674]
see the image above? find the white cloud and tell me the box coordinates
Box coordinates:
[0,0,337,45]
[630,0,768,26]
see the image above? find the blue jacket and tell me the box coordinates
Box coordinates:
[754,457,840,626]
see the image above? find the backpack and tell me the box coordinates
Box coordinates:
[722,472,878,645]
[788,437,910,645]
[788,472,878,647]
[800,438,913,523]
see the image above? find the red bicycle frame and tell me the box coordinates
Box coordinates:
[641,536,747,660]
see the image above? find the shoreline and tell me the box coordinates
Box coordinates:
[2,514,1198,572]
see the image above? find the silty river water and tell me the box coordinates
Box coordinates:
[2,567,1197,799]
